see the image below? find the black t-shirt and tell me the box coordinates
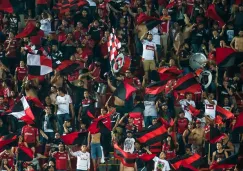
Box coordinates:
[191,29,206,45]
[179,50,190,67]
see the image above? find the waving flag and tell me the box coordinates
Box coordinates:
[210,153,238,170]
[27,53,53,76]
[53,0,88,14]
[8,96,35,124]
[0,0,13,13]
[136,13,163,30]
[0,133,18,149]
[113,82,136,101]
[206,4,226,27]
[108,28,121,62]
[233,113,243,133]
[215,48,243,67]
[135,121,167,145]
[158,67,183,80]
[144,81,167,101]
[18,146,34,161]
[169,153,202,170]
[61,132,88,145]
[209,126,226,144]
[114,143,137,167]
[216,105,234,120]
[56,60,80,75]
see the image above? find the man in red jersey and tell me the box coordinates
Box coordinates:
[21,124,39,147]
[15,60,27,92]
[0,147,14,169]
[52,143,71,171]
[176,111,189,155]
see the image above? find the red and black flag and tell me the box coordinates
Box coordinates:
[215,47,243,67]
[114,143,137,167]
[206,4,226,27]
[87,110,95,119]
[56,60,80,75]
[158,67,183,81]
[61,131,88,145]
[216,105,234,120]
[232,113,243,134]
[113,81,136,101]
[136,13,163,30]
[0,0,13,13]
[209,126,226,144]
[135,121,167,145]
[144,81,167,101]
[0,133,18,149]
[15,22,41,39]
[88,111,113,134]
[138,153,156,162]
[172,73,202,94]
[53,0,88,15]
[210,153,238,170]
[169,153,202,170]
[18,146,33,161]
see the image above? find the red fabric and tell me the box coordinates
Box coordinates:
[129,112,143,131]
[16,23,36,38]
[233,112,243,131]
[21,125,39,144]
[158,67,182,80]
[162,143,176,159]
[177,118,189,134]
[215,47,235,65]
[136,13,160,25]
[0,151,14,167]
[0,0,13,13]
[4,39,17,58]
[206,4,225,27]
[36,0,47,4]
[166,1,176,9]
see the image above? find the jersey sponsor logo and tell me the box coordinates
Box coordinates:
[146,45,155,51]
[206,104,214,109]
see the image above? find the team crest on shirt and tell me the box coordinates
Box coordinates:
[146,45,155,51]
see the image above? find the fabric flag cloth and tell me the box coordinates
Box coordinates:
[232,113,243,133]
[18,146,34,161]
[159,118,174,129]
[166,1,176,9]
[215,47,243,67]
[0,133,18,149]
[144,81,167,101]
[206,4,226,27]
[87,110,95,119]
[53,0,88,14]
[169,153,202,170]
[55,60,80,75]
[107,28,121,62]
[8,96,35,124]
[16,22,38,42]
[114,143,137,167]
[26,96,45,109]
[113,82,136,101]
[172,73,202,94]
[216,105,234,120]
[61,132,88,145]
[136,13,162,30]
[209,153,238,170]
[135,121,167,145]
[88,111,113,134]
[209,126,226,144]
[188,105,201,117]
[27,53,52,76]
[0,0,13,13]
[158,67,183,81]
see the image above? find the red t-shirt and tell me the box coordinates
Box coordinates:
[16,67,28,81]
[162,143,176,159]
[68,70,79,82]
[21,125,39,144]
[177,118,189,134]
[204,125,210,141]
[4,39,17,58]
[0,151,14,168]
[53,151,69,170]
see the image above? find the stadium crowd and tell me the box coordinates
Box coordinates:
[0,0,243,171]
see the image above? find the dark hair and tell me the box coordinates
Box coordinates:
[58,87,66,94]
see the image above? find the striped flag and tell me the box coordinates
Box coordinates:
[107,28,121,62]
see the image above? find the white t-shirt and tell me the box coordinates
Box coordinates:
[144,101,157,117]
[204,99,217,119]
[153,157,171,171]
[123,137,135,153]
[56,94,72,115]
[150,27,161,45]
[40,18,52,35]
[142,40,157,60]
[70,151,90,170]
[179,99,196,121]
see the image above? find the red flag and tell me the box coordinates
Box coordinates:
[16,22,38,39]
[216,105,234,120]
[144,81,167,101]
[114,143,137,167]
[232,113,243,133]
[170,153,202,170]
[0,0,13,13]
[139,153,156,161]
[18,146,34,161]
[136,13,161,25]
[61,132,88,145]
[87,110,95,119]
[209,154,238,170]
[206,4,225,27]
[188,105,201,117]
[209,126,226,144]
[215,48,235,65]
[113,82,136,101]
[0,133,18,149]
[158,67,183,80]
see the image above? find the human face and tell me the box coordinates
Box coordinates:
[101,108,107,115]
[59,144,64,152]
[125,70,132,78]
[20,61,25,67]
[84,91,89,98]
[196,122,201,128]
[82,10,87,17]
[45,96,51,105]
[159,152,166,159]
[216,143,222,150]
[147,34,153,41]
[81,145,87,152]
[45,106,51,114]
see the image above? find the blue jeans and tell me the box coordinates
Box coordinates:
[57,114,70,135]
[144,116,157,127]
[91,143,102,159]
